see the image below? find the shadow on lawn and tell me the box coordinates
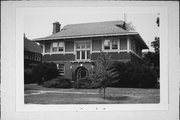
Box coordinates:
[105,96,129,101]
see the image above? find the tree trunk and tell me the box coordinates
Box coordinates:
[103,88,106,99]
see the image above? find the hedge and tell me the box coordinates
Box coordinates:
[42,77,72,88]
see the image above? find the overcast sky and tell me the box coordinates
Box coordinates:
[24,7,159,51]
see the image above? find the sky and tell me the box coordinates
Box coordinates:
[24,7,159,52]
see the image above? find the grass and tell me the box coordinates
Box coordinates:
[25,84,160,104]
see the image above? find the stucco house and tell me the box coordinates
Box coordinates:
[33,20,148,81]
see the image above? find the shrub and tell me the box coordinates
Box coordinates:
[24,68,34,84]
[73,77,100,89]
[42,77,72,88]
[33,62,59,85]
[110,62,158,88]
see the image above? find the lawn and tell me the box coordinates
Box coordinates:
[25,84,160,104]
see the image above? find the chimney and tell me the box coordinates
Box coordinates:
[53,22,61,34]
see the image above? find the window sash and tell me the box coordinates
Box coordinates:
[45,43,50,53]
[104,40,110,50]
[57,64,65,76]
[112,40,118,49]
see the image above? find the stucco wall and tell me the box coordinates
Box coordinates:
[65,41,74,52]
[92,38,102,51]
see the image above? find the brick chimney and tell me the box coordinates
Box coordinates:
[53,22,61,34]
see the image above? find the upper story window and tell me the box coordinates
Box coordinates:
[52,42,58,52]
[45,43,50,53]
[75,41,91,60]
[112,40,118,49]
[104,39,118,50]
[58,42,64,52]
[120,38,127,50]
[45,42,65,53]
[104,40,110,50]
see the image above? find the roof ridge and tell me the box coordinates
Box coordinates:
[64,20,124,27]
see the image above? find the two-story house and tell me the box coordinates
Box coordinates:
[24,34,42,69]
[33,20,148,81]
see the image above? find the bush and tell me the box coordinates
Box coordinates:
[24,68,34,84]
[73,77,100,89]
[110,62,158,88]
[33,62,59,85]
[42,77,72,88]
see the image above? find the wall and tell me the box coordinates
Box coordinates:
[92,38,102,51]
[42,54,75,61]
[91,52,131,61]
[65,40,74,52]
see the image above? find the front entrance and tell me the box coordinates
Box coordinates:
[75,67,88,80]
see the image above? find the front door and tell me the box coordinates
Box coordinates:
[76,67,88,80]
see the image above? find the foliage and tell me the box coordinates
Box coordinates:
[143,51,159,78]
[24,62,59,84]
[125,22,136,31]
[73,77,100,89]
[110,62,158,88]
[89,52,118,99]
[151,37,159,54]
[24,68,35,84]
[42,77,72,88]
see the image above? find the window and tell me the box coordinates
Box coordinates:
[120,38,127,50]
[57,64,65,76]
[104,39,118,50]
[45,43,50,53]
[104,40,110,50]
[52,42,58,52]
[112,40,118,49]
[58,42,64,52]
[75,41,91,60]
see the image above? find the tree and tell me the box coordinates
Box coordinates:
[125,22,136,31]
[90,52,118,99]
[143,14,160,78]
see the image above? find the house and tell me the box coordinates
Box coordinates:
[33,20,148,81]
[24,34,42,69]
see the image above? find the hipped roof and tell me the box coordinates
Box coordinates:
[24,37,42,53]
[33,20,148,49]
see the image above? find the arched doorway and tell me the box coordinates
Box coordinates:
[75,67,88,81]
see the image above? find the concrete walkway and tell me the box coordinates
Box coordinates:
[25,90,98,96]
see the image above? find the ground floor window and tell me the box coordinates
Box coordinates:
[57,64,65,76]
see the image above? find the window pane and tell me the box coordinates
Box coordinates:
[82,51,85,59]
[81,43,86,49]
[86,42,90,49]
[58,42,64,51]
[45,43,50,53]
[76,43,80,49]
[120,38,127,50]
[112,40,118,49]
[57,64,65,76]
[87,50,90,59]
[77,51,80,59]
[104,40,110,50]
